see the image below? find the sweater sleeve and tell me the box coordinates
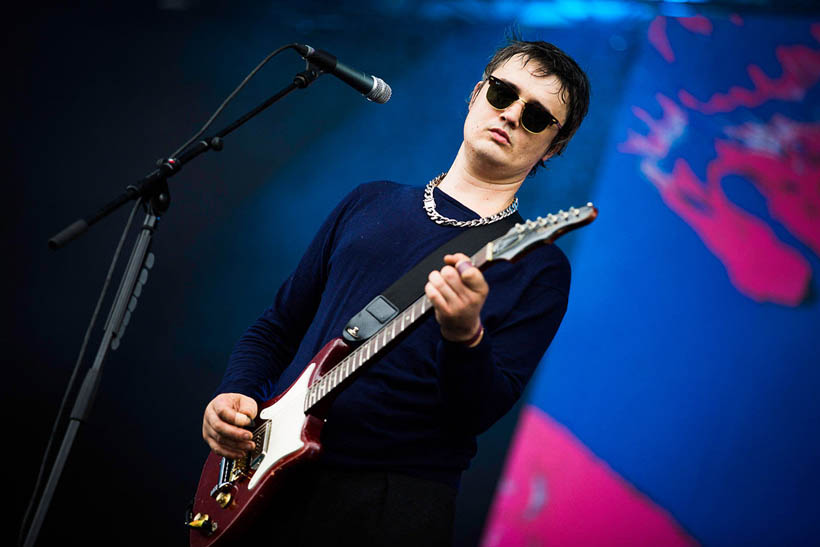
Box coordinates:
[436,253,570,435]
[214,187,359,405]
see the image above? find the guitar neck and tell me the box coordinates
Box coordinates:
[303,246,490,413]
[301,203,598,415]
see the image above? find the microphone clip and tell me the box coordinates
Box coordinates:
[293,61,323,89]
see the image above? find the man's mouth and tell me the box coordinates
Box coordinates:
[489,128,511,145]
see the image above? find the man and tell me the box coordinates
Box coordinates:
[201,37,590,544]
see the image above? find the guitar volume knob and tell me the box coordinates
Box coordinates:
[215,491,232,509]
[187,512,218,536]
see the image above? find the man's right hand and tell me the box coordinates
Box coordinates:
[202,393,259,459]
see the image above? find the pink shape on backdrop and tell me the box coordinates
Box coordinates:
[648,15,714,63]
[647,156,811,306]
[729,13,744,26]
[719,117,820,255]
[678,16,713,35]
[649,16,675,63]
[679,41,820,113]
[620,93,686,159]
[483,406,696,547]
[620,95,812,306]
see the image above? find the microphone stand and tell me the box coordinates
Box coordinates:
[24,63,323,547]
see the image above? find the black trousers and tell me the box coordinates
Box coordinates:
[246,463,458,547]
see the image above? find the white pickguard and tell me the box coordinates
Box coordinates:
[247,363,315,491]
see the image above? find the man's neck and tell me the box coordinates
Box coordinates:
[437,146,527,218]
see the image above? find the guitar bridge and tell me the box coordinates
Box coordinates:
[209,421,271,497]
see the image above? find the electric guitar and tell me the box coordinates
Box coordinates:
[187,203,597,546]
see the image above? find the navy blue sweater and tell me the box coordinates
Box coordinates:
[216,181,570,487]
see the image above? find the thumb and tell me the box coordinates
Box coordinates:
[236,395,258,423]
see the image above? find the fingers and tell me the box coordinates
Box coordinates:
[203,418,253,459]
[202,393,258,459]
[426,253,489,342]
[442,253,488,296]
[426,269,461,310]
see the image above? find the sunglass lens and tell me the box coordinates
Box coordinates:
[522,106,550,133]
[486,78,517,109]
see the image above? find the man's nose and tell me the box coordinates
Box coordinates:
[500,99,526,127]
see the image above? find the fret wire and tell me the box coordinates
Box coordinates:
[310,294,443,411]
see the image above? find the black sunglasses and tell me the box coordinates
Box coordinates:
[485,76,562,134]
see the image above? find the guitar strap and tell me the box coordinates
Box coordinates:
[342,212,523,344]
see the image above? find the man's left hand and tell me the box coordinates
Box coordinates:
[425,253,488,343]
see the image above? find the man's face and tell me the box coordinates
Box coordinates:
[463,54,568,179]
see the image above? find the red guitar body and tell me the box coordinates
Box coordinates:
[189,338,351,546]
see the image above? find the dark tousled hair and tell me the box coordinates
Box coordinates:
[480,34,590,174]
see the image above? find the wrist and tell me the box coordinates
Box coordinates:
[460,321,484,348]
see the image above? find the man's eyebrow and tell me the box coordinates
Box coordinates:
[496,76,550,112]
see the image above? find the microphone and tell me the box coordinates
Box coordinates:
[292,44,392,104]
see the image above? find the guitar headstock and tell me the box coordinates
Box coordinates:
[489,203,598,262]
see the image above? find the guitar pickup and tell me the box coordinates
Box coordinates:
[209,421,271,497]
[248,421,271,470]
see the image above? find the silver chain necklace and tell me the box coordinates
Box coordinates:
[422,173,519,228]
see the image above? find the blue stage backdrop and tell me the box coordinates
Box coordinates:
[487,13,820,547]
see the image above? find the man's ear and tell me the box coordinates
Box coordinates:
[468,80,484,108]
[541,149,554,163]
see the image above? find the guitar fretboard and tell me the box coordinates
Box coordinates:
[300,204,595,413]
[303,292,433,411]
